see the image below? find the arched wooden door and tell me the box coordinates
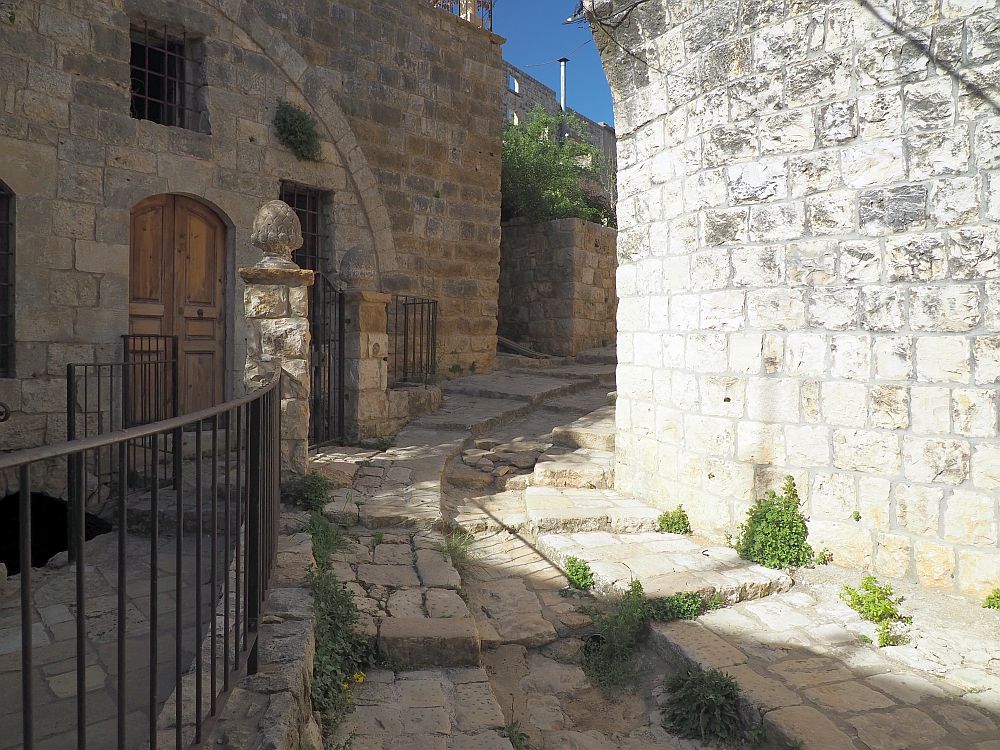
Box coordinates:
[129,195,226,415]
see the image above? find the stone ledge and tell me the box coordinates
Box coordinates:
[239,266,316,287]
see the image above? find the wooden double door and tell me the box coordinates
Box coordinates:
[129,195,227,415]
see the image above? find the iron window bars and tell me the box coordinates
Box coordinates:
[390,295,439,385]
[0,181,13,377]
[129,22,207,132]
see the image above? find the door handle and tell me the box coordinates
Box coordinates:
[197,308,204,317]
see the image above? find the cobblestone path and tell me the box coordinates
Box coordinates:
[314,351,1000,750]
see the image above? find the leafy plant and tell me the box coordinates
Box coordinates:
[984,589,1000,610]
[648,592,710,621]
[734,476,813,569]
[282,473,332,511]
[502,108,615,226]
[857,634,873,645]
[273,100,322,161]
[814,547,834,566]
[841,575,911,647]
[309,516,372,730]
[852,510,862,522]
[449,363,464,374]
[583,580,649,696]
[657,506,692,535]
[565,556,595,590]
[501,721,531,750]
[662,667,742,746]
[372,531,384,546]
[372,436,395,452]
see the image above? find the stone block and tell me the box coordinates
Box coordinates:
[377,618,480,668]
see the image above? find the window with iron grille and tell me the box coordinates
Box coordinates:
[0,182,13,377]
[279,182,331,274]
[129,22,209,132]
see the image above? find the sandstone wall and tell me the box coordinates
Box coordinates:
[590,0,1000,596]
[0,0,501,452]
[499,217,617,356]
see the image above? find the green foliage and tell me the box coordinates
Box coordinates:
[449,363,464,374]
[657,506,692,535]
[984,588,1000,610]
[814,547,834,566]
[501,721,531,750]
[273,100,322,161]
[662,667,742,746]
[734,476,813,570]
[648,592,712,621]
[439,527,476,573]
[852,510,862,522]
[583,580,649,697]
[468,361,478,373]
[502,108,615,226]
[841,576,911,647]
[309,517,372,730]
[565,556,595,590]
[857,634,873,645]
[372,531,384,546]
[282,472,332,511]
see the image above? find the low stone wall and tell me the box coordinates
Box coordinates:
[499,218,617,357]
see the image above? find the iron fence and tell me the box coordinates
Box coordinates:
[425,0,494,30]
[309,274,346,446]
[0,376,281,750]
[389,295,439,386]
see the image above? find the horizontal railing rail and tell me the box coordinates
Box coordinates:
[1,376,281,750]
[424,0,494,30]
[389,294,439,386]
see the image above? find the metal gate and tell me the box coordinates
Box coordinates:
[309,273,345,446]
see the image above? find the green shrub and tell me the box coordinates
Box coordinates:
[841,575,911,647]
[662,667,742,746]
[583,580,648,696]
[984,589,1000,610]
[273,100,322,161]
[438,527,476,574]
[734,476,813,569]
[501,722,530,750]
[282,472,332,510]
[648,592,710,621]
[657,506,692,535]
[565,556,595,590]
[502,108,615,226]
[308,516,372,730]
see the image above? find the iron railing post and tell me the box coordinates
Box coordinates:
[246,398,262,675]
[19,466,33,750]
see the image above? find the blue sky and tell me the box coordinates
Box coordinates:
[493,0,615,125]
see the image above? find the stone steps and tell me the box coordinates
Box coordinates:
[530,447,614,489]
[551,405,615,451]
[575,345,617,365]
[536,530,792,602]
[522,486,660,534]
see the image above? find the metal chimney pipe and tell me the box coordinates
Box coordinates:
[558,57,569,112]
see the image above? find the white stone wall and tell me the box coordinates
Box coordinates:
[591,0,1000,596]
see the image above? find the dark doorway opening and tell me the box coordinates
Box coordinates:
[0,493,112,574]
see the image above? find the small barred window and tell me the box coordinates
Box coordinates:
[129,22,209,132]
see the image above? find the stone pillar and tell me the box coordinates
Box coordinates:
[343,289,390,442]
[239,200,314,476]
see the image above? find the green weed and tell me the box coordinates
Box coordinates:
[565,556,595,590]
[734,476,813,570]
[582,580,648,697]
[657,506,692,535]
[282,472,333,511]
[814,547,834,566]
[647,592,710,621]
[662,667,742,746]
[841,575,911,647]
[983,588,1000,610]
[501,721,530,750]
[273,101,322,161]
[372,531,384,546]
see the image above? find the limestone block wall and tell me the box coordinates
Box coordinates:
[590,0,1000,596]
[499,218,617,356]
[0,0,501,452]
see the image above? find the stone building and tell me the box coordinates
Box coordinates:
[589,0,1000,596]
[0,0,503,452]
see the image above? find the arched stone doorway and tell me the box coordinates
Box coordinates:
[129,194,227,414]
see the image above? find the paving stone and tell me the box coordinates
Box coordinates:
[721,664,802,710]
[416,549,462,589]
[399,706,450,735]
[849,707,948,749]
[803,679,896,712]
[374,543,414,565]
[425,588,471,619]
[763,705,858,750]
[928,702,998,735]
[386,589,425,618]
[769,656,856,688]
[469,577,557,647]
[447,731,513,750]
[454,682,505,732]
[518,655,588,695]
[650,620,748,669]
[866,672,949,704]
[357,564,421,588]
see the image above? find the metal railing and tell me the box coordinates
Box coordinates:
[0,376,281,750]
[425,0,494,30]
[389,295,439,386]
[309,274,346,447]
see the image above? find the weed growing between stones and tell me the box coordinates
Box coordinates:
[657,506,692,534]
[372,531,384,546]
[647,591,722,621]
[501,721,531,750]
[983,588,1000,610]
[282,473,333,511]
[841,575,911,646]
[565,556,595,590]
[734,476,813,570]
[309,515,373,733]
[662,667,742,746]
[273,101,322,161]
[814,547,834,565]
[438,527,476,573]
